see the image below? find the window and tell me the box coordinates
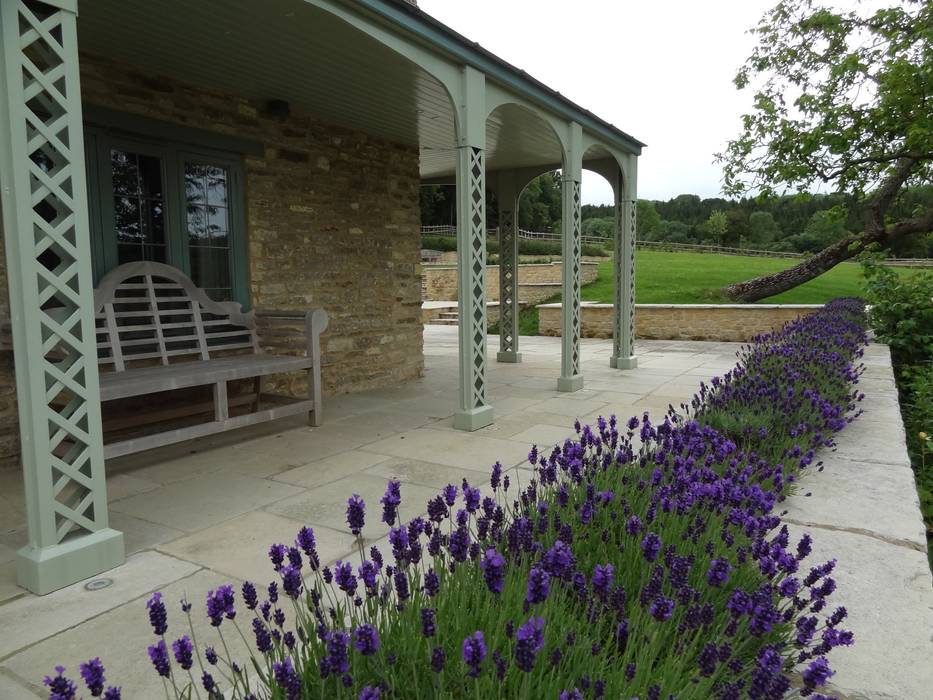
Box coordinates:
[85,127,248,305]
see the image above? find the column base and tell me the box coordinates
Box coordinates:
[496,351,522,363]
[557,375,584,392]
[17,528,125,595]
[610,355,638,370]
[454,404,494,431]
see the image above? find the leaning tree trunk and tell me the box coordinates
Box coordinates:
[721,232,881,302]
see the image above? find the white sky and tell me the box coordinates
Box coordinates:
[419,0,783,205]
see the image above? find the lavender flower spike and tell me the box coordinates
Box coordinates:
[346,494,366,536]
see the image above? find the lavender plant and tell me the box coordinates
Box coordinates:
[46,299,867,700]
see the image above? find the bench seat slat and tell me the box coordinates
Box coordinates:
[99,354,313,401]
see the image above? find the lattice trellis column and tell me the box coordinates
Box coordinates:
[453,144,494,430]
[558,175,584,392]
[0,0,123,594]
[496,172,521,363]
[611,162,638,369]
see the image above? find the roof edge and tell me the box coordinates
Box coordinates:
[349,0,646,155]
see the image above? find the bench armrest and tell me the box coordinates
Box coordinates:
[254,308,328,358]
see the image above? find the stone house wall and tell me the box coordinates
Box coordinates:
[0,53,424,468]
[423,262,598,302]
[537,303,824,342]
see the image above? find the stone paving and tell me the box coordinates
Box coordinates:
[0,328,928,698]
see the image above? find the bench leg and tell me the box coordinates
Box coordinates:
[308,367,322,427]
[214,381,229,421]
[253,376,262,412]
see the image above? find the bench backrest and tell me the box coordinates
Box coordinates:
[94,261,259,372]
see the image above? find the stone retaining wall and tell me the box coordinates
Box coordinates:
[537,303,824,342]
[423,262,598,302]
[0,53,424,468]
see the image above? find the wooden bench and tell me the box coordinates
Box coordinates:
[93,261,327,459]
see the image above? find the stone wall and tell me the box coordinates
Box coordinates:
[423,262,598,302]
[537,303,824,342]
[0,53,424,468]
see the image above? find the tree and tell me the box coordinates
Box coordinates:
[748,211,781,245]
[717,0,933,301]
[636,199,662,239]
[703,210,730,246]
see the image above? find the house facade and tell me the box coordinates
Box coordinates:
[0,0,642,593]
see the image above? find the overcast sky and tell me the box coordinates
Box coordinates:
[419,0,783,205]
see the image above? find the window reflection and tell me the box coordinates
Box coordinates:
[111,149,167,264]
[185,162,232,300]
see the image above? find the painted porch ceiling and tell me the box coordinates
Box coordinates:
[76,0,565,179]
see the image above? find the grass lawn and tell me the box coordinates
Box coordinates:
[490,250,919,336]
[581,249,917,304]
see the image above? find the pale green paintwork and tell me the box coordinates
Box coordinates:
[0,0,123,594]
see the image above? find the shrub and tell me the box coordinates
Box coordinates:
[48,301,867,699]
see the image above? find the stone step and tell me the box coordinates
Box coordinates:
[429,318,458,326]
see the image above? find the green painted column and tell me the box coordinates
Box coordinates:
[496,171,521,363]
[0,0,124,594]
[611,159,638,369]
[453,67,493,431]
[558,124,583,392]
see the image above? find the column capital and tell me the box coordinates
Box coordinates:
[456,65,486,149]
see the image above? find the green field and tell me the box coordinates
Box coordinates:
[583,249,917,304]
[489,249,919,336]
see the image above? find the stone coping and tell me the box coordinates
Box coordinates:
[784,344,932,698]
[536,302,825,309]
[424,261,600,270]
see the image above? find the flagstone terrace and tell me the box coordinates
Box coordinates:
[0,327,930,699]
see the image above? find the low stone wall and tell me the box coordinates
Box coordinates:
[537,303,824,342]
[423,262,598,302]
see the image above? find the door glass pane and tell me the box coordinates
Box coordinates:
[185,161,233,300]
[110,149,167,264]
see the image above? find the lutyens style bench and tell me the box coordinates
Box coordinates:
[93,261,327,458]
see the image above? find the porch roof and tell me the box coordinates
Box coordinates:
[75,0,642,179]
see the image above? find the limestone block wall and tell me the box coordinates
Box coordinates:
[0,53,424,468]
[423,262,598,302]
[537,303,824,342]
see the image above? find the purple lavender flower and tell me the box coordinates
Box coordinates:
[442,484,458,507]
[272,657,301,700]
[346,494,366,536]
[102,688,121,700]
[279,565,302,599]
[649,596,675,622]
[44,666,77,700]
[380,480,402,526]
[252,617,273,653]
[706,558,732,587]
[327,630,351,674]
[202,671,218,694]
[421,608,437,637]
[641,532,662,562]
[480,548,506,594]
[269,543,287,570]
[462,631,487,677]
[242,581,258,610]
[147,640,171,678]
[424,568,440,597]
[79,658,105,697]
[802,657,834,690]
[146,592,167,636]
[359,687,381,700]
[353,623,380,656]
[334,560,358,597]
[431,646,446,673]
[206,585,235,626]
[592,563,614,597]
[205,647,218,665]
[427,495,449,523]
[171,636,194,670]
[542,539,575,579]
[463,484,481,512]
[359,560,377,590]
[490,461,503,490]
[526,565,551,605]
[559,690,584,700]
[514,616,545,672]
